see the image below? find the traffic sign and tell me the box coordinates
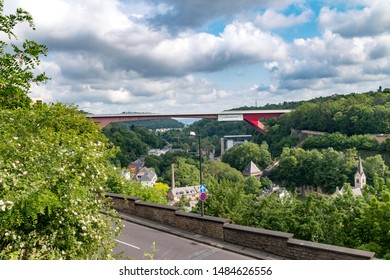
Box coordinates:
[199,184,207,193]
[199,192,207,202]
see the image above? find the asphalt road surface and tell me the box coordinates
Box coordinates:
[113,219,255,260]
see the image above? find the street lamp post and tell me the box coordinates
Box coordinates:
[190,131,204,216]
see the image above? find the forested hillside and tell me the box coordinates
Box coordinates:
[122,118,184,130]
[102,123,166,167]
[253,90,390,157]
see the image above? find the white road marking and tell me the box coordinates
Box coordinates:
[115,239,141,250]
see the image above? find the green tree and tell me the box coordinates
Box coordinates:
[195,180,249,224]
[242,191,298,233]
[0,104,122,259]
[243,176,262,196]
[203,161,244,183]
[355,189,390,259]
[363,155,388,185]
[273,147,357,193]
[0,0,49,109]
[164,157,199,187]
[103,123,148,167]
[222,142,272,171]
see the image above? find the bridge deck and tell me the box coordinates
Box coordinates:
[86,110,291,133]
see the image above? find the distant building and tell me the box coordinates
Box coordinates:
[220,135,252,155]
[167,163,202,209]
[334,157,366,197]
[167,185,201,202]
[373,134,390,143]
[290,129,327,142]
[128,157,146,178]
[354,157,366,189]
[136,167,157,187]
[242,161,262,180]
[148,148,169,156]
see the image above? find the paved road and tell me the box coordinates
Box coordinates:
[113,219,255,260]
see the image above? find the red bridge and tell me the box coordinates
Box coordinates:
[87,110,291,134]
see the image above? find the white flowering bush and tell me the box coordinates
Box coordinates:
[0,103,122,259]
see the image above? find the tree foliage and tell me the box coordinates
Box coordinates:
[193,180,250,224]
[0,104,122,259]
[203,161,244,183]
[302,133,381,151]
[254,90,390,157]
[103,123,166,167]
[222,142,272,171]
[0,0,49,109]
[164,157,199,187]
[272,147,358,193]
[123,118,184,130]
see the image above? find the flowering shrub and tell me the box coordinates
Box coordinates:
[0,104,122,259]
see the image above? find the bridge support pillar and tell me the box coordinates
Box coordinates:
[243,115,267,134]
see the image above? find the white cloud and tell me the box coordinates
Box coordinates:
[319,1,390,37]
[255,8,312,30]
[6,0,390,116]
[264,28,390,98]
[147,0,298,30]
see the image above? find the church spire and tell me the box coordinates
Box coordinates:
[354,157,366,189]
[357,157,364,175]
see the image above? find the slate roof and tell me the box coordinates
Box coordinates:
[243,161,262,176]
[356,157,364,175]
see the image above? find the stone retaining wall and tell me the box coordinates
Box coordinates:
[106,193,375,260]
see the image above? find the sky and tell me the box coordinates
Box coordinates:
[5,0,390,114]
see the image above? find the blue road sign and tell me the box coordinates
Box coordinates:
[199,184,207,193]
[199,192,207,202]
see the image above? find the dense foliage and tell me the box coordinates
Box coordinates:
[123,118,184,130]
[302,132,383,151]
[0,2,124,259]
[103,122,166,167]
[222,141,273,171]
[0,0,48,110]
[257,90,390,156]
[271,147,389,193]
[106,171,169,205]
[163,157,200,187]
[0,104,122,259]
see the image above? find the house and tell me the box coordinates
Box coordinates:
[167,185,201,202]
[128,156,146,179]
[136,167,157,187]
[167,163,203,209]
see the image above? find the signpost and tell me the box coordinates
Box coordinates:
[199,184,207,215]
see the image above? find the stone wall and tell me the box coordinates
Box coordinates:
[106,193,375,260]
[224,224,374,260]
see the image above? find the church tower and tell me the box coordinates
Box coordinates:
[354,157,366,189]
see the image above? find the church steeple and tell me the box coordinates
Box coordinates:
[354,157,366,189]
